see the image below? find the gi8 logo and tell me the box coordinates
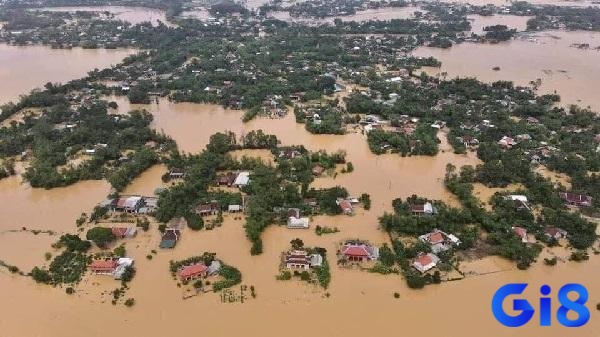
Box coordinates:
[492,283,590,327]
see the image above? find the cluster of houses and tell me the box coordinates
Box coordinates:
[526,143,559,165]
[284,250,323,270]
[511,225,569,244]
[89,257,134,280]
[261,94,287,118]
[100,195,158,214]
[177,260,222,282]
[418,229,461,254]
[410,229,461,273]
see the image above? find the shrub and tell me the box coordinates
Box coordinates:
[276,270,292,280]
[85,227,116,248]
[124,298,135,307]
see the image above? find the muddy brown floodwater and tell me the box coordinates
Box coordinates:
[414,30,600,111]
[0,44,136,105]
[35,6,174,26]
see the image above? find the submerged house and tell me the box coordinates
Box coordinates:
[195,201,220,217]
[419,229,460,254]
[160,229,181,249]
[336,199,353,215]
[340,242,379,262]
[544,227,568,240]
[286,208,309,229]
[111,227,137,239]
[178,263,208,281]
[512,226,528,243]
[413,253,440,273]
[110,196,144,213]
[559,192,593,208]
[285,250,323,270]
[410,202,436,216]
[89,258,134,279]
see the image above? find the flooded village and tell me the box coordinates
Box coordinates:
[0,0,599,336]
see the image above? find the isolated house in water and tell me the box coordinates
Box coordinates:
[160,229,180,249]
[340,242,379,262]
[413,253,440,273]
[178,263,208,281]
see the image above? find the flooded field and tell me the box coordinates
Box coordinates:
[0,44,135,105]
[413,30,600,111]
[35,6,172,26]
[468,14,532,35]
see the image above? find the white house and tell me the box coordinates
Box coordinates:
[287,216,309,229]
[233,172,250,188]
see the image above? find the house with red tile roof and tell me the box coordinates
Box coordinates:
[336,199,353,215]
[312,164,325,176]
[340,241,379,262]
[419,229,460,253]
[111,227,137,239]
[178,263,208,281]
[413,253,440,273]
[89,260,119,275]
[512,226,528,243]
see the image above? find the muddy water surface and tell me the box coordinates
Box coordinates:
[413,30,600,111]
[35,6,173,26]
[0,44,135,105]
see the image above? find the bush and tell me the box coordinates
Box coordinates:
[276,270,292,280]
[8,265,19,273]
[124,298,135,307]
[185,212,204,231]
[113,245,126,258]
[570,250,589,262]
[299,270,311,281]
[57,234,91,252]
[393,292,400,299]
[65,287,75,294]
[85,227,116,248]
[405,272,426,289]
[544,257,558,266]
[193,279,203,289]
[120,266,136,283]
[30,267,52,284]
